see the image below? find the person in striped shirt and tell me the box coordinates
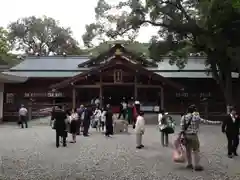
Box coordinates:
[179,105,203,171]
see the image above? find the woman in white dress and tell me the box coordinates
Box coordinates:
[69,108,78,143]
[93,107,102,131]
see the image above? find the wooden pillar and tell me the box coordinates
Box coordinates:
[99,73,103,107]
[160,87,164,109]
[204,100,209,119]
[134,75,137,100]
[28,100,32,121]
[72,87,76,109]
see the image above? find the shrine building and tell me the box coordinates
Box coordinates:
[1,44,239,121]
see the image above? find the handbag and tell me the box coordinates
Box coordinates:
[173,138,186,163]
[164,127,174,134]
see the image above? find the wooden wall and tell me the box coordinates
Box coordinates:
[3,76,239,121]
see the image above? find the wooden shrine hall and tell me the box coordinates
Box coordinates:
[3,43,239,121]
[50,44,184,110]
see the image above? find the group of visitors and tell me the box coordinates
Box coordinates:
[156,105,240,171]
[17,100,239,172]
[156,105,203,171]
[50,104,114,148]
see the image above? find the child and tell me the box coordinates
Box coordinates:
[135,111,145,149]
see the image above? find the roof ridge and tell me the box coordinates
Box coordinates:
[26,55,90,59]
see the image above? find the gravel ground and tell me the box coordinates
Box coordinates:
[0,121,239,180]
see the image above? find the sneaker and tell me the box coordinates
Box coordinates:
[228,154,233,158]
[140,145,144,148]
[194,166,203,171]
[136,146,142,149]
[234,152,238,156]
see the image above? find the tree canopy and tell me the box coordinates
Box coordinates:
[0,27,17,65]
[83,0,240,107]
[8,16,83,55]
[0,27,9,56]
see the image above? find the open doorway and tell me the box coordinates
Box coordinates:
[102,85,134,106]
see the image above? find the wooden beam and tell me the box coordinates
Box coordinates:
[136,85,163,88]
[74,83,163,88]
[99,73,103,107]
[101,82,135,86]
[74,85,100,88]
[160,87,164,109]
[134,75,137,100]
[72,88,76,109]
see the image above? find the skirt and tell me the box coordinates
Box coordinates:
[70,120,77,134]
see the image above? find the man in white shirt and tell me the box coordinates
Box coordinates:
[135,111,145,149]
[19,104,28,128]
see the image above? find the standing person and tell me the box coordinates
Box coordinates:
[105,104,113,137]
[133,101,140,129]
[50,106,56,127]
[77,105,84,135]
[83,105,93,137]
[179,105,203,171]
[93,107,102,131]
[18,104,28,128]
[69,109,78,143]
[118,100,127,119]
[135,111,145,149]
[100,107,106,131]
[127,103,133,124]
[222,107,240,158]
[54,105,67,148]
[158,110,169,146]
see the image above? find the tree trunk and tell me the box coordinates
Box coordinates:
[208,53,234,113]
[221,66,234,114]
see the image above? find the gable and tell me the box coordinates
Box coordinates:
[78,44,158,68]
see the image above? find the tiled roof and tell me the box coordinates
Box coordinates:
[156,72,239,78]
[8,55,238,79]
[3,71,81,78]
[11,56,89,70]
[0,72,27,82]
[11,55,207,71]
[150,57,207,71]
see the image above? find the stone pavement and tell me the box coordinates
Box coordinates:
[0,122,239,180]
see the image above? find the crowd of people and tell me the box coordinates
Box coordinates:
[49,100,143,148]
[50,104,114,147]
[17,100,239,172]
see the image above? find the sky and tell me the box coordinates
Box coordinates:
[0,0,158,47]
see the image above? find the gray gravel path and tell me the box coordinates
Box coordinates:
[0,122,239,180]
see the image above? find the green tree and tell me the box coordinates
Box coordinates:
[0,27,12,65]
[83,0,240,109]
[8,16,83,55]
[0,27,9,55]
